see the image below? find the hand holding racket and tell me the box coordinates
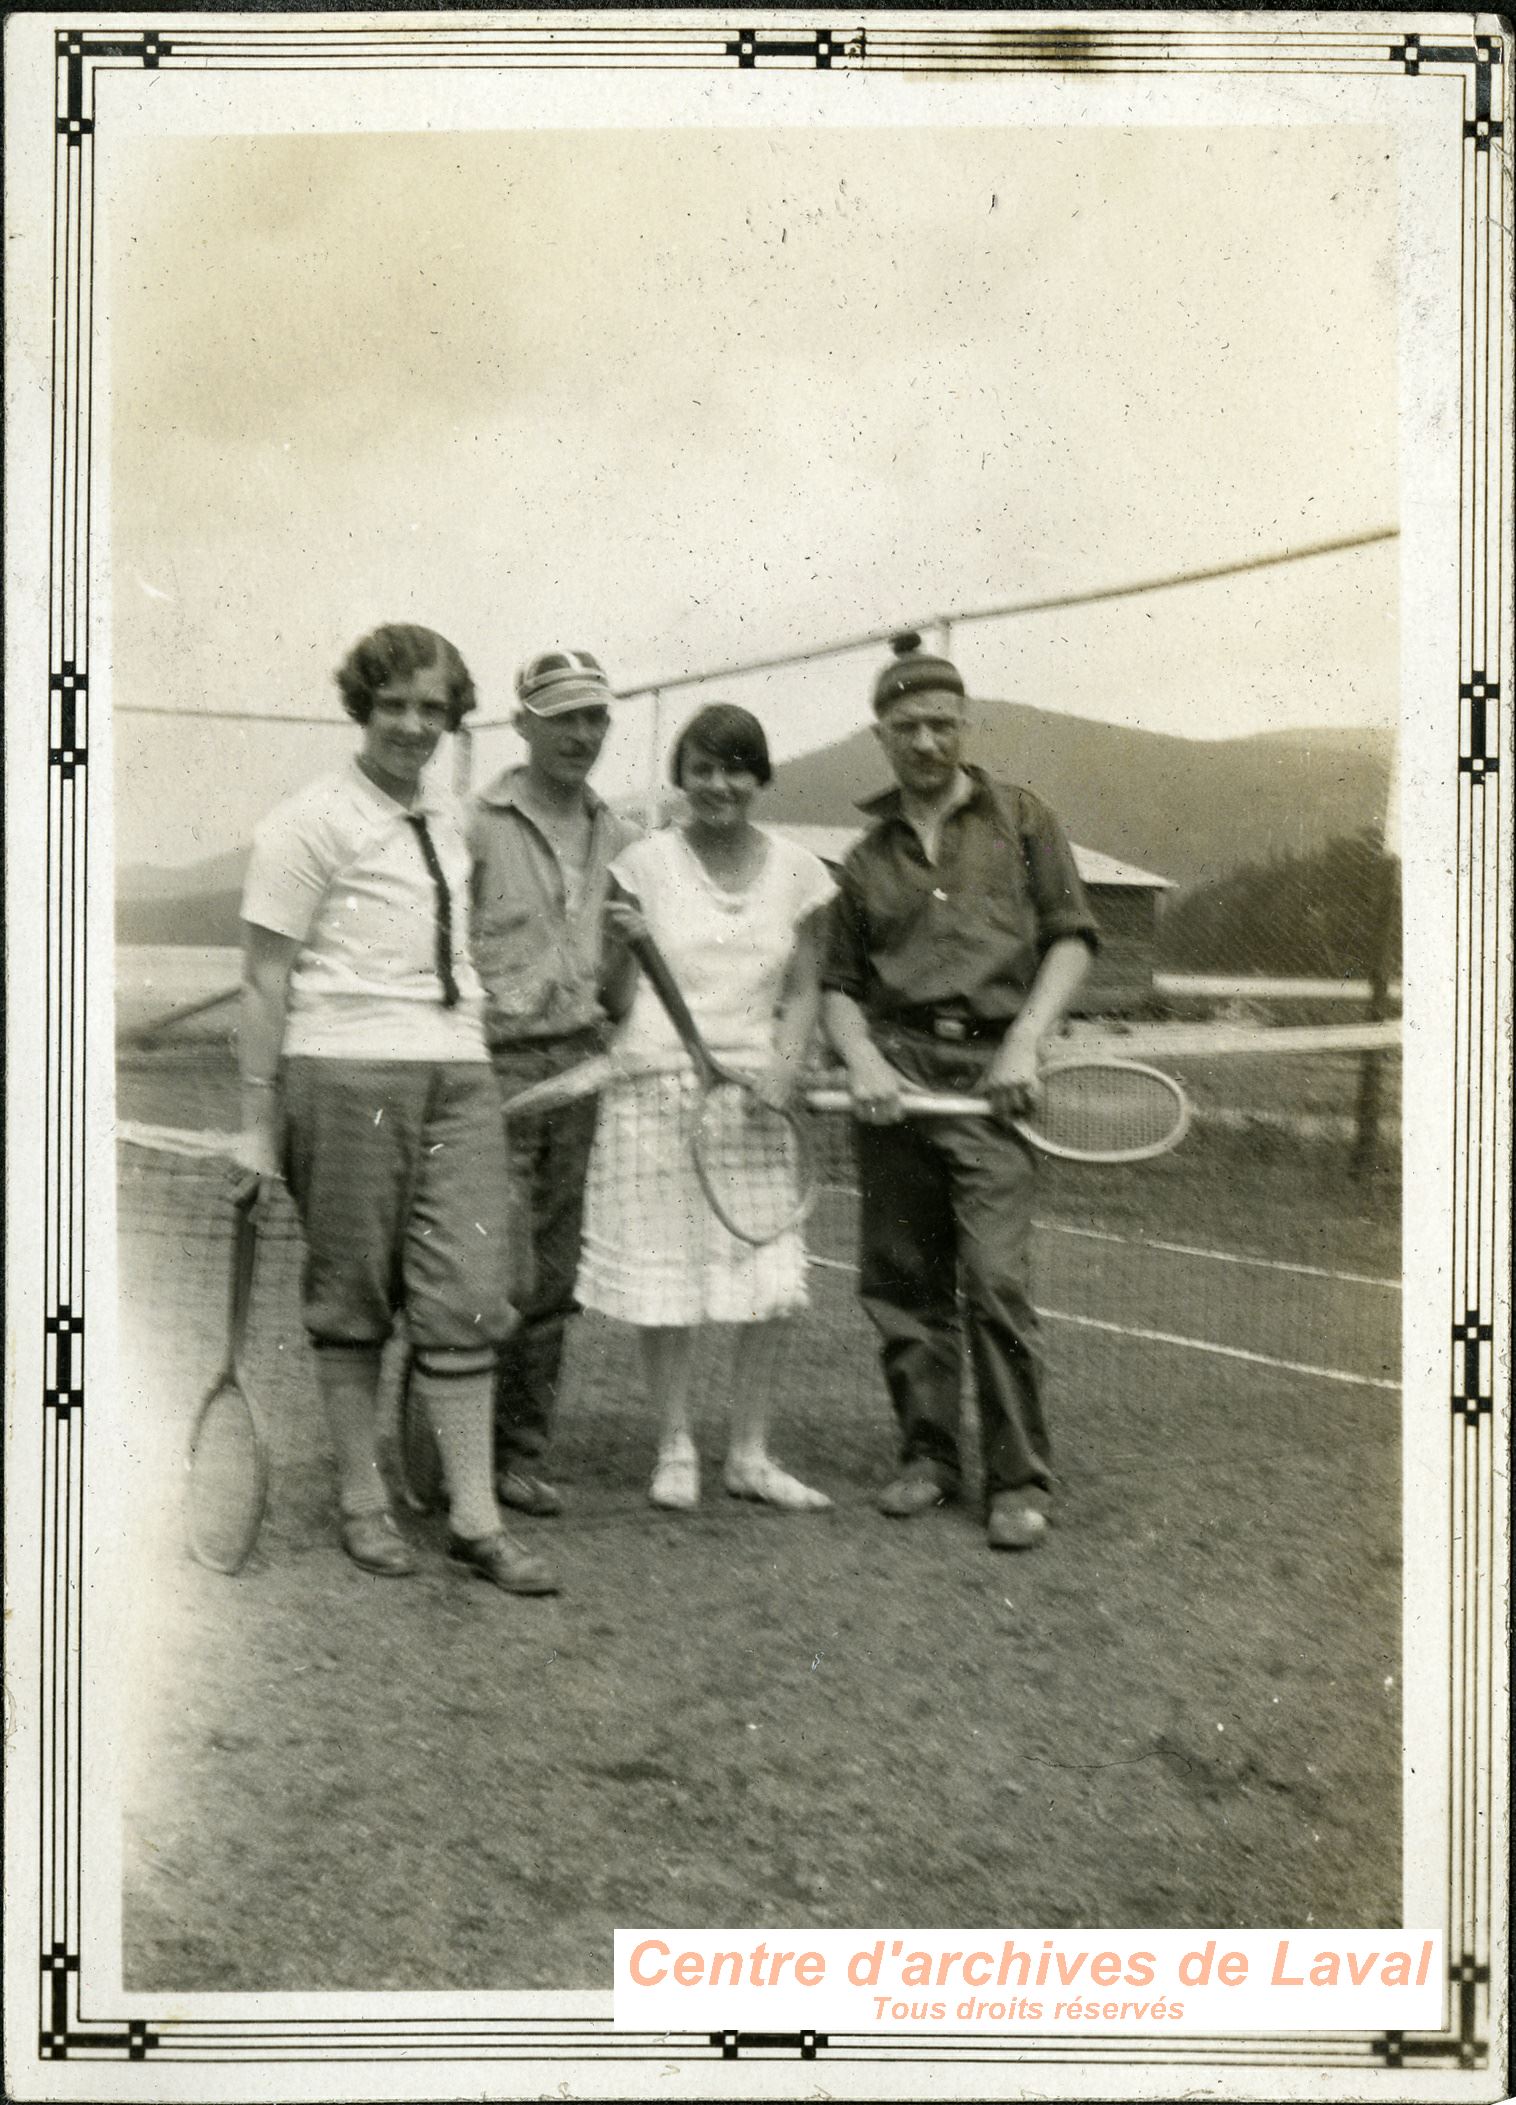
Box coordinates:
[810,1057,1190,1164]
[233,1126,282,1186]
[185,1177,270,1573]
[980,1033,1043,1125]
[495,898,639,1120]
[623,922,818,1246]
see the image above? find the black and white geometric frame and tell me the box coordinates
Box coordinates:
[17,10,1512,2095]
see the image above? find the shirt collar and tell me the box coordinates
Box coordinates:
[856,763,995,825]
[345,756,452,821]
[476,763,609,820]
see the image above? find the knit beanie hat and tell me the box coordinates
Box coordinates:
[871,631,966,715]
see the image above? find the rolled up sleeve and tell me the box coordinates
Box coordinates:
[819,866,870,1001]
[1020,793,1101,956]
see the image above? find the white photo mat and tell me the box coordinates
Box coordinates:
[2,9,1510,2102]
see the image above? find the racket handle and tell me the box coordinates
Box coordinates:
[227,1182,262,1363]
[627,931,723,1085]
[805,1087,991,1117]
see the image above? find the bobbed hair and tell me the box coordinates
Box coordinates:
[669,702,773,789]
[335,625,478,731]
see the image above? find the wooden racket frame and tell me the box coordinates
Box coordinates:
[498,1052,618,1120]
[626,929,818,1245]
[806,1056,1192,1164]
[184,1177,270,1573]
[393,1339,447,1515]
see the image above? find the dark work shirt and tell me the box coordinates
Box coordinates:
[821,767,1100,1026]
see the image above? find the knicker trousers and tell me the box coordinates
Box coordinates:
[281,1057,519,1353]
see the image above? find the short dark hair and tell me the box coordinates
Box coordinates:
[335,625,477,731]
[669,703,773,788]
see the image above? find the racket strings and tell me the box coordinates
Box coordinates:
[691,1083,812,1245]
[187,1384,267,1573]
[1026,1064,1187,1159]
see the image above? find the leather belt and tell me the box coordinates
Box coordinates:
[889,1009,1003,1044]
[491,1023,606,1051]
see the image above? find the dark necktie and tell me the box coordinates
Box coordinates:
[406,814,461,1008]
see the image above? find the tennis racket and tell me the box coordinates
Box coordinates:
[392,1341,447,1515]
[626,929,818,1246]
[808,1057,1191,1164]
[185,1178,270,1573]
[500,1052,619,1120]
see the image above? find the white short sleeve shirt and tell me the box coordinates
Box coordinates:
[242,761,488,1062]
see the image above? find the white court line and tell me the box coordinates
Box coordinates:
[817,1187,1399,1291]
[1037,1220,1401,1291]
[1036,1307,1399,1391]
[805,1257,1398,1391]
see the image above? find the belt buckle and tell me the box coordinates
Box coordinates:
[933,1016,968,1042]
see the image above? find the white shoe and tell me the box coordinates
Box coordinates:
[724,1457,833,1512]
[650,1450,700,1511]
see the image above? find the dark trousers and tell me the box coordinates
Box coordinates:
[854,1034,1051,1501]
[488,1032,603,1466]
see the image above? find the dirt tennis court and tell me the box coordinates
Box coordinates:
[117,1046,1401,1992]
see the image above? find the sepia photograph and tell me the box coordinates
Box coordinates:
[3,11,1508,2102]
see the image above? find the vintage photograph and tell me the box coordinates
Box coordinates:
[3,12,1507,2102]
[112,115,1405,1982]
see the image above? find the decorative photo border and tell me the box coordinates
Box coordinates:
[9,7,1511,2095]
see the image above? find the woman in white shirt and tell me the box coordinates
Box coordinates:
[236,623,555,1594]
[577,704,835,1513]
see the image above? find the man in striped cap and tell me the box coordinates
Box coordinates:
[470,650,641,1516]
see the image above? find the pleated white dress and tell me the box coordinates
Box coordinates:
[576,826,834,1327]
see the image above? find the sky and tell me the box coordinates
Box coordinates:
[109,123,1398,870]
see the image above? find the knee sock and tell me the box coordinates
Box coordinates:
[314,1345,388,1519]
[412,1365,501,1541]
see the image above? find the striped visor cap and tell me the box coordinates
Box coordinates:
[515,649,613,718]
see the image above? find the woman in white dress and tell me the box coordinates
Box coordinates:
[577,704,835,1512]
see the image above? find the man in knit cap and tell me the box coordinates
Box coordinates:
[470,650,640,1516]
[821,633,1099,1550]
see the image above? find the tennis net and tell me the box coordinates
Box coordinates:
[115,1029,1400,1544]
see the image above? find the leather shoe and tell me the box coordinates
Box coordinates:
[447,1530,560,1596]
[986,1492,1050,1552]
[341,1510,419,1577]
[495,1469,564,1518]
[877,1471,956,1519]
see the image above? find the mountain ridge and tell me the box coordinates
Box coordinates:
[765,702,1391,887]
[118,708,1393,943]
